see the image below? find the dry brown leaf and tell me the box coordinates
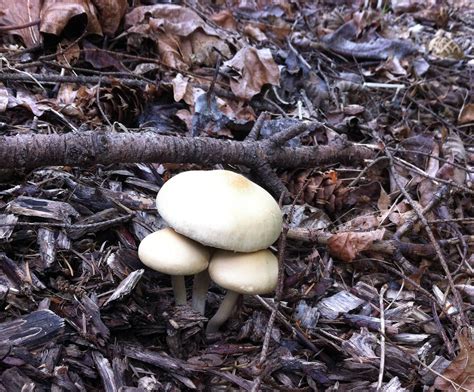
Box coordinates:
[172,74,193,105]
[57,84,78,105]
[377,186,391,211]
[244,24,268,42]
[56,84,83,118]
[433,328,474,392]
[458,103,474,125]
[188,30,226,66]
[7,89,50,117]
[41,0,102,37]
[211,10,238,30]
[405,259,430,289]
[83,40,127,71]
[125,4,217,37]
[218,99,256,123]
[391,0,428,13]
[175,108,193,131]
[125,4,230,70]
[91,0,127,36]
[0,0,41,47]
[57,39,81,66]
[223,46,279,100]
[340,215,380,232]
[327,229,385,262]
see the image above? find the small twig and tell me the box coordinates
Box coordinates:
[348,156,388,187]
[251,162,290,201]
[363,82,406,89]
[387,147,474,173]
[287,227,473,258]
[205,53,221,108]
[0,19,40,31]
[245,114,293,201]
[262,95,288,117]
[376,262,452,318]
[412,354,471,392]
[0,214,135,230]
[254,296,322,354]
[251,181,315,391]
[405,95,465,135]
[394,185,450,240]
[376,284,387,391]
[246,112,268,141]
[385,147,468,327]
[251,203,290,392]
[96,78,113,128]
[393,156,474,195]
[431,302,455,357]
[267,122,319,147]
[259,229,288,367]
[0,72,149,88]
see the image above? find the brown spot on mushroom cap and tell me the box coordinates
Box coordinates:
[156,170,282,252]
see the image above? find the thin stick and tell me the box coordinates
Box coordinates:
[385,148,468,327]
[376,284,387,391]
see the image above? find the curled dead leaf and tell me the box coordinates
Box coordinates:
[91,0,127,36]
[211,10,237,31]
[327,229,385,262]
[0,0,41,47]
[125,4,218,37]
[223,46,280,100]
[244,24,268,42]
[321,20,417,60]
[41,0,102,37]
[125,4,230,69]
[433,327,474,391]
[172,74,192,105]
[458,104,474,125]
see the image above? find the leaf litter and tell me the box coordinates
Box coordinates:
[0,0,473,391]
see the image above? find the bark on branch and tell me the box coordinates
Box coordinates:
[0,131,375,171]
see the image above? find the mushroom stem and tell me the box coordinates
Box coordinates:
[192,270,210,315]
[171,275,187,305]
[206,290,240,334]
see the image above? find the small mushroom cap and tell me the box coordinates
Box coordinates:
[208,249,278,295]
[156,170,282,252]
[138,228,210,275]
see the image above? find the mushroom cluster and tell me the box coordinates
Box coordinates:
[138,170,282,333]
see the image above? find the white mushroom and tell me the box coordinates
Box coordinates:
[156,170,282,253]
[138,228,210,306]
[206,249,278,334]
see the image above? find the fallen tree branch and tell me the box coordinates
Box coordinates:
[0,72,148,88]
[287,228,474,259]
[0,130,375,171]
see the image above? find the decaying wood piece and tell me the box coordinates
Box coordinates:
[103,269,144,306]
[0,215,17,241]
[92,352,118,392]
[0,129,375,172]
[122,343,253,390]
[0,310,64,349]
[0,253,46,290]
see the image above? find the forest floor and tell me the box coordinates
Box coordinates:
[0,0,473,391]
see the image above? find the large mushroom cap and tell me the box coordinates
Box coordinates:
[138,228,210,275]
[156,170,282,252]
[208,249,278,295]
